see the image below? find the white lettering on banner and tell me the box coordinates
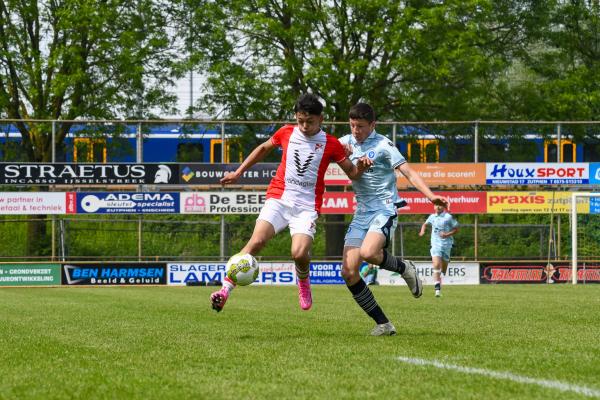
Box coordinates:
[377,263,480,286]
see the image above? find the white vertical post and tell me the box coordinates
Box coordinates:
[556,123,561,162]
[571,193,578,285]
[220,122,226,259]
[474,121,479,162]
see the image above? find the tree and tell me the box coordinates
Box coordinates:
[179,0,535,255]
[0,0,176,255]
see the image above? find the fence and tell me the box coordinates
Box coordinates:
[0,214,568,262]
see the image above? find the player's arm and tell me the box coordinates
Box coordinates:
[397,163,448,207]
[440,227,459,238]
[220,139,275,184]
[338,156,372,180]
[419,222,428,237]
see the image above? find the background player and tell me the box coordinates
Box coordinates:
[419,203,459,297]
[211,93,371,312]
[340,102,448,336]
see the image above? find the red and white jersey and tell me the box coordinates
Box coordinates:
[267,125,347,213]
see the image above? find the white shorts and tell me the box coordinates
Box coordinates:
[257,198,318,238]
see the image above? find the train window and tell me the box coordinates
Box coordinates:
[212,141,222,163]
[425,142,439,162]
[211,139,244,163]
[408,143,421,162]
[177,143,204,162]
[544,140,575,162]
[562,143,573,162]
[407,139,439,162]
[74,138,106,162]
[583,142,600,161]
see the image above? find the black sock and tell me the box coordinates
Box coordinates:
[347,279,388,324]
[379,250,406,274]
[435,282,441,291]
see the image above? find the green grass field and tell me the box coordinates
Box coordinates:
[1,285,599,400]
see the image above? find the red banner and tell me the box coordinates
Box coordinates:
[321,191,486,214]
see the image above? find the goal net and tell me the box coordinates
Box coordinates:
[570,193,600,284]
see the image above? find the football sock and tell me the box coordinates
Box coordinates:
[223,277,236,293]
[378,249,406,274]
[296,266,310,280]
[347,279,388,324]
[434,281,441,291]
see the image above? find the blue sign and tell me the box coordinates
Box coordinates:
[310,262,344,284]
[62,264,167,285]
[76,192,179,214]
[590,163,600,185]
[485,163,589,185]
[590,197,600,214]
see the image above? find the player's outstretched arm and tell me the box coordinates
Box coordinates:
[397,163,449,207]
[419,223,428,237]
[220,139,275,184]
[339,156,372,180]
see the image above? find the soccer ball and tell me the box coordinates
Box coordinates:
[226,253,259,286]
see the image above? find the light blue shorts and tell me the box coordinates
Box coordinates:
[344,211,397,248]
[430,246,452,262]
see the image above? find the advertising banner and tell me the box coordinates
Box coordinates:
[325,163,487,187]
[168,262,227,285]
[75,192,179,214]
[486,163,589,185]
[0,264,61,286]
[589,163,600,184]
[550,265,600,283]
[486,191,589,214]
[325,164,351,185]
[0,192,68,215]
[590,197,600,214]
[180,192,266,214]
[480,264,548,284]
[167,261,296,285]
[397,164,486,187]
[0,163,179,185]
[62,263,167,285]
[309,262,344,284]
[480,262,600,284]
[255,262,295,285]
[179,163,277,185]
[377,262,480,286]
[397,191,486,214]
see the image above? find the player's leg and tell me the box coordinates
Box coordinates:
[431,255,444,297]
[290,233,313,310]
[362,213,422,298]
[211,200,283,312]
[342,217,395,336]
[289,207,318,310]
[342,246,396,336]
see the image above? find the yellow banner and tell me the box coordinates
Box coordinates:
[487,191,589,214]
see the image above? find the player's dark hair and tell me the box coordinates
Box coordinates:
[349,103,376,122]
[294,93,324,116]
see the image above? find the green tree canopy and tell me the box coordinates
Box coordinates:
[0,0,176,162]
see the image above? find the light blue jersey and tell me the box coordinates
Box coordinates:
[425,211,458,248]
[339,131,406,213]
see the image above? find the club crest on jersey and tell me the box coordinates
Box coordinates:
[293,150,315,177]
[367,150,375,158]
[314,143,324,152]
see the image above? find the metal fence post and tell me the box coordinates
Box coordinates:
[474,121,479,162]
[220,122,226,260]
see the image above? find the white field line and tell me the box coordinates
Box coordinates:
[397,356,600,398]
